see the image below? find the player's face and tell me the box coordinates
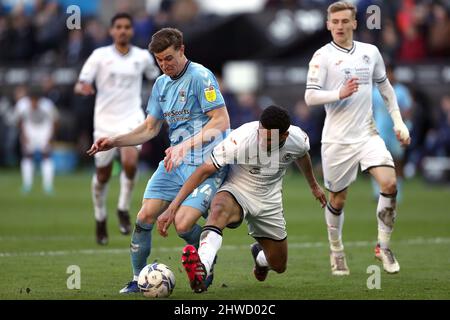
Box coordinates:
[327,9,356,46]
[154,45,186,77]
[110,18,133,46]
[30,96,39,109]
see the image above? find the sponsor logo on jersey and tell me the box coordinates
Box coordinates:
[204,86,217,102]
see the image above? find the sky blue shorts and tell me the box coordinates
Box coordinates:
[143,160,228,217]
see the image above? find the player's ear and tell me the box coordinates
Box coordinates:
[281,131,289,140]
[353,19,357,30]
[179,44,185,56]
[326,20,331,31]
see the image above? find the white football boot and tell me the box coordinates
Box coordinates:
[375,244,400,274]
[330,251,350,276]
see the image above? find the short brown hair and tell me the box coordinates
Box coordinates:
[149,28,183,54]
[327,1,357,20]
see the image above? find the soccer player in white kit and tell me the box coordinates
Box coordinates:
[74,13,159,245]
[304,1,411,275]
[15,88,59,194]
[157,106,327,293]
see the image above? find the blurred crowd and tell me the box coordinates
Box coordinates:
[0,0,449,179]
[0,0,449,66]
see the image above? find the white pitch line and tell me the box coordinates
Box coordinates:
[0,237,449,258]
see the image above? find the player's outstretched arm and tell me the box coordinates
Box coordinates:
[86,115,164,156]
[157,161,218,237]
[86,137,115,156]
[295,153,327,208]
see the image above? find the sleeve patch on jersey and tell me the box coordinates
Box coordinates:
[204,86,217,102]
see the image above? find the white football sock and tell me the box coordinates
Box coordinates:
[256,250,269,268]
[325,203,344,252]
[41,158,54,192]
[92,174,109,222]
[118,170,137,211]
[21,158,34,190]
[198,227,223,276]
[377,193,397,249]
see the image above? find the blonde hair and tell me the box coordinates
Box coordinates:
[327,1,357,20]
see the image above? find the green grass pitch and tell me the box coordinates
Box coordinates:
[0,168,449,300]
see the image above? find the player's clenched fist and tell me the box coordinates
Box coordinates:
[86,137,115,156]
[339,77,359,99]
[74,82,95,96]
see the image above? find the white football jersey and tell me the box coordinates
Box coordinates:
[306,41,387,144]
[15,96,59,143]
[78,45,159,135]
[210,121,310,198]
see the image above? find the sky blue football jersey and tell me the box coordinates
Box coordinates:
[146,61,227,164]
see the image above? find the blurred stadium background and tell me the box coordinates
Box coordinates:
[0,0,449,176]
[0,0,449,300]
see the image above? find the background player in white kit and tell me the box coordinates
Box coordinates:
[304,1,411,275]
[15,88,59,195]
[157,106,327,293]
[74,13,159,245]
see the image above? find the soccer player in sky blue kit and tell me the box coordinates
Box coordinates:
[87,28,230,293]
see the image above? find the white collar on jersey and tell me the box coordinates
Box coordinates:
[111,44,132,57]
[330,41,356,54]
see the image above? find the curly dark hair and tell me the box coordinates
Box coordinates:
[260,105,291,134]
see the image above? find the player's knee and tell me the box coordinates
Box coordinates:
[174,221,193,235]
[380,178,397,195]
[136,207,156,224]
[330,198,345,211]
[96,169,111,183]
[96,173,109,184]
[209,202,233,226]
[122,161,137,177]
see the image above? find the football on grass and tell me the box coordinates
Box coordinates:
[138,263,175,298]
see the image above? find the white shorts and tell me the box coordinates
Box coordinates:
[218,182,287,241]
[93,129,141,168]
[321,135,394,192]
[23,128,52,154]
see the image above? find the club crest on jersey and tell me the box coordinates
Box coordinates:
[179,90,186,103]
[204,86,217,102]
[362,55,370,64]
